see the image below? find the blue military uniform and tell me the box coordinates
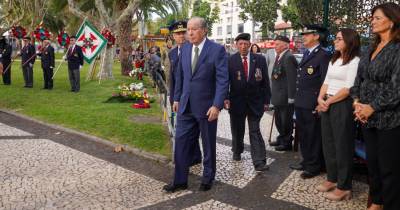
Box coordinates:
[294,25,331,177]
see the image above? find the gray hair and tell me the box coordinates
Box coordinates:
[189,16,208,30]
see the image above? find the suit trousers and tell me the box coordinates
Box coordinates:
[362,125,400,209]
[295,107,324,174]
[42,67,53,89]
[321,98,355,190]
[230,113,267,167]
[274,104,294,147]
[2,66,11,84]
[68,68,80,91]
[22,65,33,87]
[173,109,217,185]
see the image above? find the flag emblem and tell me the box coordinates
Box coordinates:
[75,21,107,64]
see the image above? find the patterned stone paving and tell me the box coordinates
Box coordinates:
[0,122,33,136]
[271,171,369,210]
[0,139,190,209]
[217,110,279,151]
[190,143,275,188]
[183,199,244,210]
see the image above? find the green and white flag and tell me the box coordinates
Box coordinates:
[75,21,107,64]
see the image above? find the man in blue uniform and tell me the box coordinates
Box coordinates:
[168,21,202,167]
[66,36,84,92]
[20,36,36,88]
[0,36,12,85]
[289,25,331,179]
[39,38,55,90]
[224,33,271,171]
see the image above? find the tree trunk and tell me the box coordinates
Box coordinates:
[98,46,115,80]
[117,14,133,76]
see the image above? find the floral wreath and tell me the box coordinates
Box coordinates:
[34,26,51,41]
[11,26,27,39]
[57,30,70,47]
[101,28,116,47]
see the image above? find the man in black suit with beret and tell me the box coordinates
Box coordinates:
[20,36,36,88]
[38,38,55,90]
[289,25,331,179]
[269,35,298,151]
[66,36,84,92]
[0,36,12,85]
[224,33,271,172]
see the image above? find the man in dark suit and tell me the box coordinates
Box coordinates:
[289,25,331,179]
[168,21,202,166]
[269,35,298,151]
[0,36,12,85]
[21,36,36,88]
[224,33,270,171]
[39,38,55,90]
[163,17,229,192]
[66,36,84,92]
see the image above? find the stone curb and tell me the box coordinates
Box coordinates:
[0,109,171,164]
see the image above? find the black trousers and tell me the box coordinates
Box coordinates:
[68,68,80,91]
[295,107,324,174]
[22,65,33,87]
[274,104,294,146]
[321,98,355,190]
[2,63,11,84]
[362,125,400,209]
[42,67,53,89]
[230,113,267,166]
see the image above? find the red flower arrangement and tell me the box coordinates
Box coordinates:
[34,26,51,41]
[57,30,70,47]
[101,28,116,47]
[11,26,27,39]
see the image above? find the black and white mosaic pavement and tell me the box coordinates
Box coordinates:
[0,111,369,210]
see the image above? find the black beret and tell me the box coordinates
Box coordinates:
[169,21,187,33]
[235,33,251,41]
[23,36,31,40]
[300,24,328,35]
[275,35,290,43]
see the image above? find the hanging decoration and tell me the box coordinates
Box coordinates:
[11,26,27,39]
[101,28,116,47]
[34,23,51,41]
[57,30,70,47]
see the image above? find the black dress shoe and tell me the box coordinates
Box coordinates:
[163,183,188,193]
[275,145,292,151]
[300,171,318,179]
[199,183,212,191]
[255,164,269,172]
[232,153,241,161]
[289,163,304,171]
[269,141,280,146]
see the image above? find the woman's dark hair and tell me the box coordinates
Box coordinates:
[371,2,400,50]
[251,44,261,53]
[331,28,361,65]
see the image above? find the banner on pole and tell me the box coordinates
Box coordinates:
[75,21,107,64]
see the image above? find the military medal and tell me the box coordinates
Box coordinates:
[255,68,262,81]
[237,71,241,80]
[307,66,314,75]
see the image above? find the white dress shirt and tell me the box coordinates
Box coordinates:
[191,38,206,64]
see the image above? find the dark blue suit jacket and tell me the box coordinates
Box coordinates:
[227,52,271,117]
[67,45,84,70]
[295,45,331,109]
[174,39,229,118]
[168,46,179,104]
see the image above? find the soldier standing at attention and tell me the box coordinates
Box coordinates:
[38,38,55,90]
[289,25,331,179]
[0,36,12,85]
[66,36,84,92]
[20,36,36,88]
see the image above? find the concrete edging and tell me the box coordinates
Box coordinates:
[0,109,171,164]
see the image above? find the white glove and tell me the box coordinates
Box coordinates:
[63,55,67,60]
[29,63,33,68]
[79,65,82,70]
[50,66,54,69]
[288,98,295,104]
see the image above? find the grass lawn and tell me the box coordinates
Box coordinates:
[0,57,171,157]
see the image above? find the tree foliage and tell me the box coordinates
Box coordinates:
[191,0,220,35]
[238,0,278,38]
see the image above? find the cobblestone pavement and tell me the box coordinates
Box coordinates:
[0,111,369,210]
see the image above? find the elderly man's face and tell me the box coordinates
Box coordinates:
[236,39,251,56]
[187,19,207,45]
[274,40,288,54]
